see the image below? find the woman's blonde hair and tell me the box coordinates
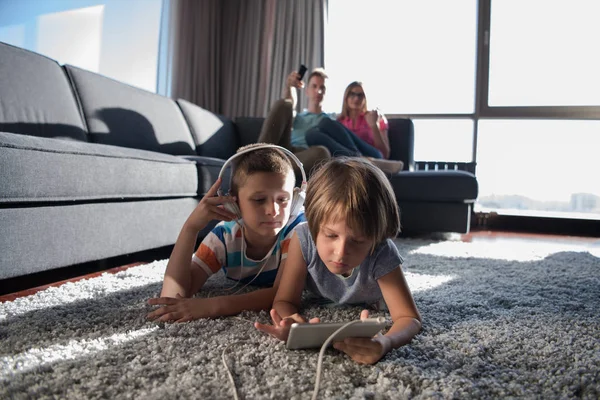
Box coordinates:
[305,157,400,251]
[340,81,368,118]
[230,143,294,196]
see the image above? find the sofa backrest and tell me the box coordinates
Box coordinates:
[64,65,196,156]
[0,41,88,141]
[234,116,415,170]
[177,99,240,160]
[388,118,414,170]
[233,117,264,147]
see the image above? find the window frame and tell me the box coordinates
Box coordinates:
[381,0,600,165]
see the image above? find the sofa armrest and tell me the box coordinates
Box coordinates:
[387,118,414,171]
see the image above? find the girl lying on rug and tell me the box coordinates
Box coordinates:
[147,144,306,321]
[255,157,422,365]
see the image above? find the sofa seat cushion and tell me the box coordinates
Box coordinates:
[0,132,198,203]
[389,170,478,202]
[180,155,228,196]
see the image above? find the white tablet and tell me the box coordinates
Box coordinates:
[286,317,387,350]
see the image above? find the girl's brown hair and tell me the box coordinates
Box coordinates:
[304,157,400,251]
[339,81,368,119]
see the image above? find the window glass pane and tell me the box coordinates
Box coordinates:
[413,119,474,162]
[0,24,26,48]
[325,0,477,114]
[476,120,600,219]
[489,0,600,106]
[37,6,104,73]
[0,0,162,93]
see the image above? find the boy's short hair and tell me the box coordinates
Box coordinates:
[230,143,295,195]
[307,67,328,83]
[304,157,400,250]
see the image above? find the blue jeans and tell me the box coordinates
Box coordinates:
[305,118,383,159]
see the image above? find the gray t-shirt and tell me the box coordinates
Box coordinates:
[295,223,404,305]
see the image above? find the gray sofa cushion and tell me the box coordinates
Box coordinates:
[180,155,229,196]
[390,170,478,202]
[234,117,264,147]
[387,119,414,170]
[176,99,239,159]
[0,198,199,280]
[0,132,198,202]
[64,65,196,155]
[0,42,87,141]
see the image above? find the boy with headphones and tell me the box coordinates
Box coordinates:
[147,144,307,322]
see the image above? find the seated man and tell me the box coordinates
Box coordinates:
[258,68,332,176]
[259,68,403,176]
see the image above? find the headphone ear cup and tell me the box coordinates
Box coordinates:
[289,187,306,219]
[223,196,242,220]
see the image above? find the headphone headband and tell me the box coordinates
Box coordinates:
[218,144,307,188]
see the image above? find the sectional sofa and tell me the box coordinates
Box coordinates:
[0,41,478,283]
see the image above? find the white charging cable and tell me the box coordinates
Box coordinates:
[221,340,251,400]
[220,320,360,400]
[311,320,362,400]
[222,318,387,400]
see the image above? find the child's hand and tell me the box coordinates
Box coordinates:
[146,295,218,322]
[184,178,238,232]
[333,309,390,365]
[254,308,320,342]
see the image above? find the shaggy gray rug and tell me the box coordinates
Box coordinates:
[1,237,599,399]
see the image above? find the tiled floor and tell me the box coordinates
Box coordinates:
[1,230,598,303]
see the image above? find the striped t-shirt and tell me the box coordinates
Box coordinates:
[192,213,305,286]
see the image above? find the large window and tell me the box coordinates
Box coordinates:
[412,119,474,162]
[488,0,600,107]
[0,0,163,93]
[477,120,600,219]
[324,0,478,115]
[325,0,600,223]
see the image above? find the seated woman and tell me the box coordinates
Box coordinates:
[304,81,403,174]
[337,81,391,159]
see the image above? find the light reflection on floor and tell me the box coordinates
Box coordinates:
[0,326,158,380]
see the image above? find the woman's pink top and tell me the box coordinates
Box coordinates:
[337,113,389,148]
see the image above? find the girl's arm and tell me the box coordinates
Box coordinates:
[332,266,421,364]
[272,233,308,318]
[376,266,422,349]
[255,233,311,340]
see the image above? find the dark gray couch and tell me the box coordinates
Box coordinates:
[0,41,478,283]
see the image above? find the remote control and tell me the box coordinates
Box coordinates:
[298,64,307,81]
